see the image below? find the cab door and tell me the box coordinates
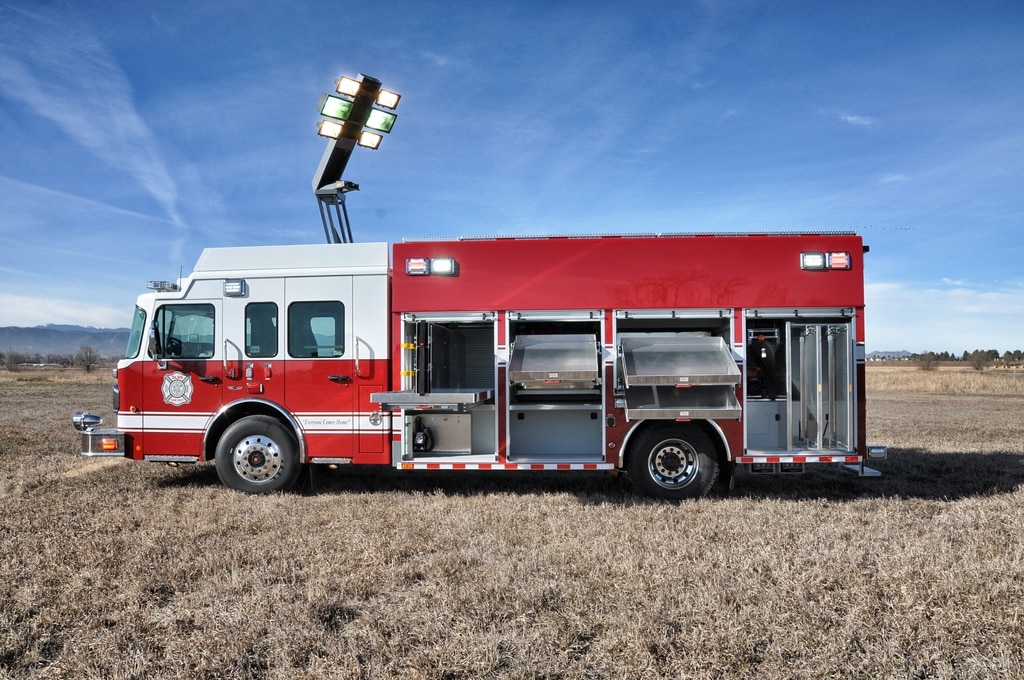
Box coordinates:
[221,278,285,408]
[142,300,222,458]
[283,276,357,459]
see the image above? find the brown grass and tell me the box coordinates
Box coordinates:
[1,368,1023,678]
[867,362,1024,394]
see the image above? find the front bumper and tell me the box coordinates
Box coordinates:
[80,429,126,457]
[73,412,126,457]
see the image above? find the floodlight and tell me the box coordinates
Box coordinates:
[336,76,361,97]
[365,108,397,133]
[376,89,401,109]
[319,94,354,121]
[317,120,344,139]
[357,131,382,149]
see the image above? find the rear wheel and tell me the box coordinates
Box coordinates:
[629,424,719,500]
[215,415,301,493]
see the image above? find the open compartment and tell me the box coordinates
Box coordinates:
[613,311,739,422]
[372,315,498,459]
[506,314,604,460]
[373,316,496,411]
[743,311,855,454]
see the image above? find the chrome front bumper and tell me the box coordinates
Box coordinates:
[73,412,126,457]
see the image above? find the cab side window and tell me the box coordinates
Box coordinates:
[245,302,278,358]
[154,304,216,359]
[288,301,345,358]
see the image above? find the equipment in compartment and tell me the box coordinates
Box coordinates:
[746,327,783,400]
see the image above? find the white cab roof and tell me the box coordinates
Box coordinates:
[192,242,389,277]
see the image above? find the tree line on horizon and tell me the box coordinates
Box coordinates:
[2,346,105,372]
[907,349,1023,371]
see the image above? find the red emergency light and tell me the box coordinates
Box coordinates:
[405,257,458,276]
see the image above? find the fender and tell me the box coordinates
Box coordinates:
[203,398,307,463]
[618,418,733,469]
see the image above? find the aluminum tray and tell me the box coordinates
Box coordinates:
[508,334,600,387]
[370,389,493,413]
[622,385,741,420]
[619,334,740,387]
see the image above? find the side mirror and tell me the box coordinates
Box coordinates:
[149,320,170,369]
[148,320,163,359]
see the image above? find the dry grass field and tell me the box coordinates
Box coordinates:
[2,365,1023,679]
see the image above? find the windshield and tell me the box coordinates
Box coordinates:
[125,306,147,359]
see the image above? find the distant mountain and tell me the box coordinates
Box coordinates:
[38,324,124,334]
[0,325,130,357]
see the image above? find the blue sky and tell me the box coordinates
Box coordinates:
[1,1,1021,354]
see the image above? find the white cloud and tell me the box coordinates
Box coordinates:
[0,293,128,329]
[866,280,1024,353]
[819,108,875,127]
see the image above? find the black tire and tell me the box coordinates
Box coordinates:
[215,415,302,493]
[628,424,719,500]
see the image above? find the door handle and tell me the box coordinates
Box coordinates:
[199,376,220,384]
[354,335,365,377]
[223,338,242,380]
[328,375,351,384]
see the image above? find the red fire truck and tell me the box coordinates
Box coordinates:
[73,232,886,499]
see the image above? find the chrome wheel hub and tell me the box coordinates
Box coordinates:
[651,440,698,488]
[231,435,283,483]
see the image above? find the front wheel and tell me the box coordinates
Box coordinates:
[215,415,301,493]
[629,424,719,500]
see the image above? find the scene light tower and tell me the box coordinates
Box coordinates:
[311,73,401,243]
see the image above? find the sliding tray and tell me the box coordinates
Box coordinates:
[618,334,741,420]
[619,334,740,386]
[371,389,493,413]
[508,334,600,391]
[622,385,741,420]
